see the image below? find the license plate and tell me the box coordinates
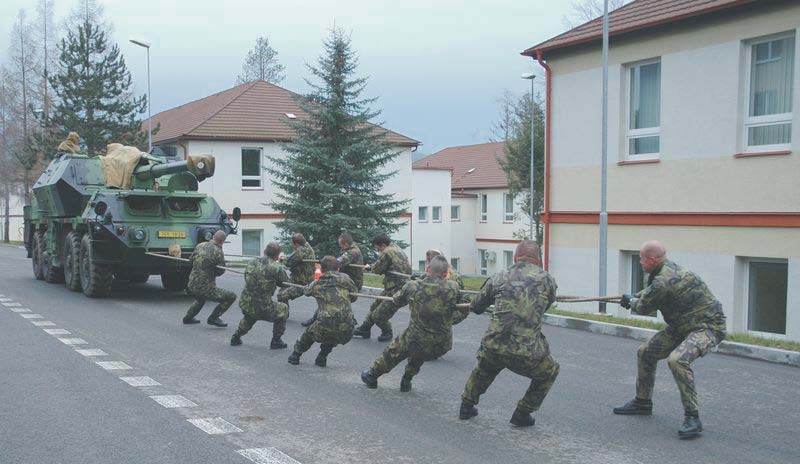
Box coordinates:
[158,230,186,238]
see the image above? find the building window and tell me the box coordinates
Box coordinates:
[503,193,514,222]
[478,249,488,276]
[630,252,649,295]
[744,33,794,151]
[503,250,513,268]
[450,258,459,272]
[747,259,788,335]
[432,206,442,222]
[479,194,488,222]
[625,59,661,158]
[418,206,428,222]
[241,148,262,188]
[418,260,427,272]
[451,205,461,221]
[241,230,262,256]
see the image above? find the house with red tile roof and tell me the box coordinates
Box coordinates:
[148,80,419,256]
[522,0,799,340]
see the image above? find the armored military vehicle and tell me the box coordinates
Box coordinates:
[23,145,241,298]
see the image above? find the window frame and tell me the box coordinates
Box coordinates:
[451,205,461,222]
[418,206,428,223]
[744,257,788,338]
[241,147,264,189]
[450,257,460,272]
[241,229,263,257]
[624,57,662,161]
[742,32,795,153]
[503,193,514,222]
[432,206,442,223]
[418,260,427,272]
[478,249,488,276]
[479,194,488,222]
[503,250,513,269]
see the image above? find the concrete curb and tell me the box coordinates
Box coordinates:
[543,314,800,368]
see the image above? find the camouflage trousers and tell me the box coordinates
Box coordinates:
[185,287,237,320]
[358,289,400,333]
[462,347,560,414]
[451,308,468,326]
[294,317,355,355]
[277,284,307,304]
[371,329,450,377]
[234,302,289,338]
[636,327,724,415]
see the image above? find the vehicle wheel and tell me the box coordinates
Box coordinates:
[32,231,45,281]
[63,231,82,292]
[129,273,149,284]
[79,234,113,298]
[161,270,189,291]
[42,232,64,284]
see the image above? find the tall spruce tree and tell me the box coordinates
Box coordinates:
[268,29,408,257]
[47,19,146,156]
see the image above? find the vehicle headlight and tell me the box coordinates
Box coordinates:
[204,230,214,241]
[133,229,146,241]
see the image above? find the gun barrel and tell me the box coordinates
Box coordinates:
[134,161,189,180]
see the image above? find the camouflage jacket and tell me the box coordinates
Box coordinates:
[446,264,469,303]
[305,271,357,322]
[471,261,557,360]
[286,243,316,284]
[187,241,225,294]
[337,244,364,290]
[393,276,463,352]
[631,260,726,335]
[239,257,288,314]
[372,243,412,293]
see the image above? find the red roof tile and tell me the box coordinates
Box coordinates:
[413,141,507,190]
[150,80,419,146]
[522,0,761,58]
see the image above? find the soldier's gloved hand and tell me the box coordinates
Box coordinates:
[620,294,632,309]
[411,272,425,280]
[363,264,371,271]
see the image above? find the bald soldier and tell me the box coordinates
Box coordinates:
[615,240,726,439]
[183,230,237,327]
[459,240,560,428]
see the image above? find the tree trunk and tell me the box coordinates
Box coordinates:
[2,185,9,243]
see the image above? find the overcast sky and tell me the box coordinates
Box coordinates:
[0,0,583,155]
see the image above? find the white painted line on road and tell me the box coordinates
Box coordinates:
[96,361,132,370]
[119,376,160,387]
[76,349,108,357]
[237,448,302,464]
[58,337,88,345]
[20,313,44,319]
[9,307,31,313]
[187,417,242,435]
[150,395,197,408]
[44,328,71,335]
[31,320,56,327]
[2,302,22,307]
[0,297,12,301]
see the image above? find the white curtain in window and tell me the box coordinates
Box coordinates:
[748,36,795,146]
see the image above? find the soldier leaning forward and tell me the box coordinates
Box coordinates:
[424,249,470,326]
[288,256,358,367]
[361,255,464,392]
[353,233,412,342]
[277,233,317,308]
[184,231,237,327]
[614,240,726,440]
[459,240,560,428]
[230,242,290,349]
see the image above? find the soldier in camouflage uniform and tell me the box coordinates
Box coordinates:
[614,240,726,439]
[361,256,465,392]
[277,233,316,310]
[424,249,470,325]
[288,256,358,367]
[230,242,290,349]
[459,241,560,428]
[183,230,237,327]
[353,233,412,342]
[301,232,363,327]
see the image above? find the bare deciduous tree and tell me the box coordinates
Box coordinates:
[236,37,286,85]
[563,0,628,28]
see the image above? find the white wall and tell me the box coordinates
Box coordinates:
[451,196,477,274]
[0,192,25,243]
[411,169,451,271]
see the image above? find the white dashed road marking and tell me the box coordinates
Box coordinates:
[119,376,160,387]
[2,302,22,307]
[58,338,88,345]
[237,448,302,464]
[96,361,132,370]
[44,328,71,335]
[0,297,12,301]
[187,417,242,435]
[20,313,43,319]
[150,395,197,408]
[9,307,31,313]
[31,320,56,326]
[76,349,108,357]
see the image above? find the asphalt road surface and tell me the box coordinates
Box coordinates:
[1,244,798,464]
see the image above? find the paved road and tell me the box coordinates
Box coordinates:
[1,244,798,464]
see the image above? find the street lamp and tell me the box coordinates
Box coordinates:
[599,0,610,314]
[521,73,536,242]
[129,39,152,153]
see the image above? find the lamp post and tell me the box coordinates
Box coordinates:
[521,73,536,242]
[599,0,610,313]
[129,39,152,153]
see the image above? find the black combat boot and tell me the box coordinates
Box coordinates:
[459,402,478,420]
[315,344,333,367]
[287,352,301,365]
[613,398,653,415]
[270,336,287,350]
[230,333,242,346]
[678,413,702,439]
[207,317,227,328]
[360,369,379,389]
[182,316,200,324]
[510,408,535,427]
[400,374,413,392]
[353,323,372,339]
[377,329,393,342]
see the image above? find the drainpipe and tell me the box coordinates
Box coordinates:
[535,50,552,271]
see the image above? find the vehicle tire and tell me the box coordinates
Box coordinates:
[32,231,45,281]
[42,232,65,284]
[63,231,82,292]
[79,234,113,298]
[161,270,188,291]
[129,273,149,284]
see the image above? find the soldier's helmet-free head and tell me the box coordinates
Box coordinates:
[428,255,448,277]
[514,240,542,266]
[292,233,307,247]
[212,230,227,245]
[320,255,339,273]
[639,240,666,273]
[338,232,354,249]
[265,242,282,259]
[371,233,391,250]
[425,249,442,262]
